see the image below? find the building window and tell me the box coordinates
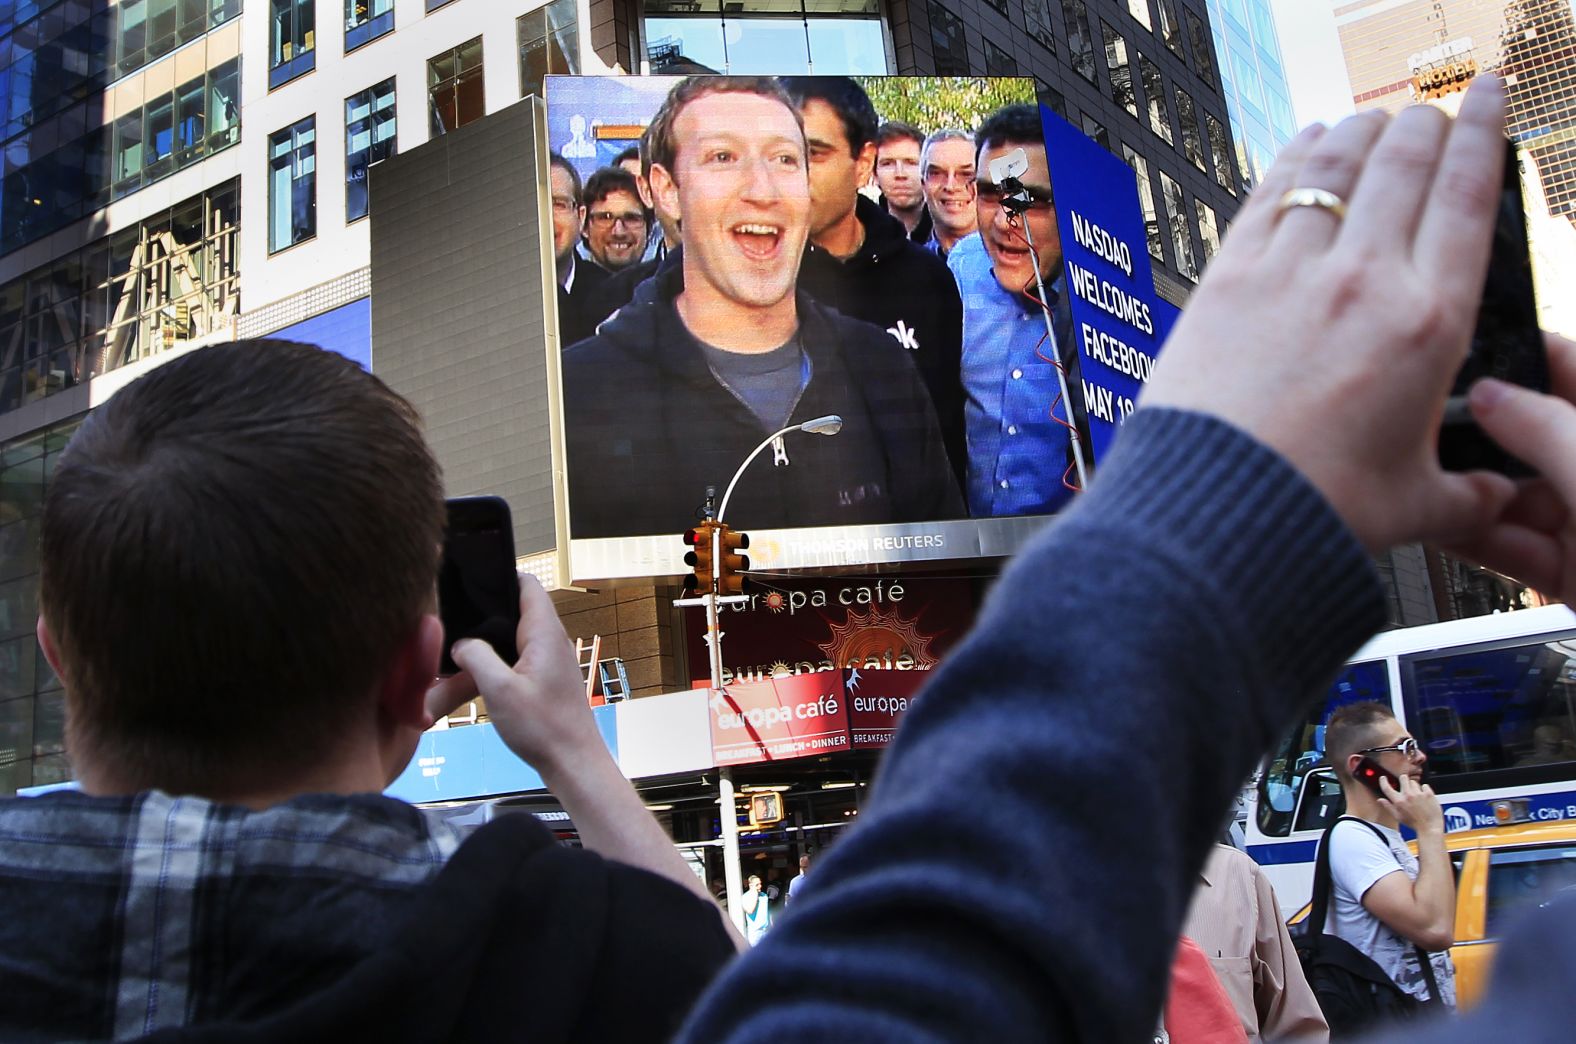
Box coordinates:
[1196,200,1220,263]
[270,0,316,89]
[982,0,1008,17]
[346,80,396,222]
[106,0,243,81]
[984,38,1017,77]
[1023,0,1056,54]
[98,57,241,205]
[1175,88,1205,171]
[1122,144,1164,262]
[1060,0,1097,85]
[1036,78,1067,118]
[268,117,317,253]
[1127,0,1151,31]
[429,37,485,136]
[519,0,579,99]
[345,0,395,52]
[1156,0,1182,55]
[1205,114,1235,195]
[645,0,886,76]
[1159,169,1196,280]
[0,180,240,415]
[928,1,970,77]
[1102,22,1136,119]
[1139,54,1172,145]
[1185,9,1216,89]
[1081,114,1109,151]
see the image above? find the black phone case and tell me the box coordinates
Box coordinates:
[1438,138,1548,476]
[1355,755,1399,795]
[438,496,521,676]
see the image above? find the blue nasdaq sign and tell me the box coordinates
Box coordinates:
[1040,107,1171,464]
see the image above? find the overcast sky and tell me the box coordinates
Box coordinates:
[1268,0,1357,130]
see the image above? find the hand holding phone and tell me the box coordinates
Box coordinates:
[438,496,521,676]
[1439,138,1548,475]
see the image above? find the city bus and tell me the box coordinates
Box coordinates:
[1245,603,1576,916]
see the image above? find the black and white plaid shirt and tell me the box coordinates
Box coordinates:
[0,789,463,1040]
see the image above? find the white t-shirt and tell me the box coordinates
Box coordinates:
[741,889,772,945]
[1324,817,1456,1008]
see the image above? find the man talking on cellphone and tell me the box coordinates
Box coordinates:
[0,341,738,1041]
[1321,703,1456,1016]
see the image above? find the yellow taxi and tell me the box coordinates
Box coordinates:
[1290,800,1576,1010]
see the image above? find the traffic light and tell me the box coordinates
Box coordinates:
[717,525,750,596]
[683,521,716,594]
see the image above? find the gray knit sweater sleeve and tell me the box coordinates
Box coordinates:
[678,406,1388,1043]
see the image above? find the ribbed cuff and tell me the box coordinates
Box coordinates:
[1052,407,1387,699]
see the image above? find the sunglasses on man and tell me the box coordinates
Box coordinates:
[1357,737,1421,759]
[974,180,1055,211]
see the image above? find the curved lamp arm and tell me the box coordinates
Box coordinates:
[715,415,842,525]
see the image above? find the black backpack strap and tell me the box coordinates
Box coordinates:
[1307,817,1343,944]
[1342,816,1445,1009]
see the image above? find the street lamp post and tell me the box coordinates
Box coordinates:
[674,415,842,928]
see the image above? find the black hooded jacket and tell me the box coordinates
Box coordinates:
[562,263,965,539]
[798,194,966,485]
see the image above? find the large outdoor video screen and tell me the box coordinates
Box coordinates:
[544,75,1169,581]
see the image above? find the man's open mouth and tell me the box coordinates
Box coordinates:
[732,223,783,260]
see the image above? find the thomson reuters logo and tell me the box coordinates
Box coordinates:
[1443,807,1473,834]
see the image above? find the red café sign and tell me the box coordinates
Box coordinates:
[846,667,927,750]
[684,577,976,687]
[709,672,851,766]
[706,667,933,764]
[693,579,973,764]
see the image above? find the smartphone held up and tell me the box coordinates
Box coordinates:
[438,496,521,676]
[1438,137,1548,476]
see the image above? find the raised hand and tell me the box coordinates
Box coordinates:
[1141,77,1518,554]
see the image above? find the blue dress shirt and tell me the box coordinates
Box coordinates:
[949,232,1077,518]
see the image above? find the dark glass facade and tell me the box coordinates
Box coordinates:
[1,2,242,257]
[0,179,240,412]
[0,415,80,795]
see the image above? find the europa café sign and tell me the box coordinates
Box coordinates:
[707,667,927,766]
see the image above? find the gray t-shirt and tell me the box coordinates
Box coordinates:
[1325,817,1456,1007]
[701,334,807,432]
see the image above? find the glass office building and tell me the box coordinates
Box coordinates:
[1204,0,1296,190]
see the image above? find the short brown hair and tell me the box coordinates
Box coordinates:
[41,341,445,793]
[1324,701,1398,783]
[644,76,803,186]
[875,120,924,151]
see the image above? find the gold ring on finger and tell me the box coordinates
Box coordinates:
[1277,187,1349,222]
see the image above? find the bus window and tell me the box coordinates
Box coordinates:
[1292,770,1344,834]
[1401,637,1576,784]
[1256,660,1389,837]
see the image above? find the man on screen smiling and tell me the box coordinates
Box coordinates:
[561,77,960,540]
[949,103,1086,519]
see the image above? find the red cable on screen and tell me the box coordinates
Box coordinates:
[1005,213,1083,495]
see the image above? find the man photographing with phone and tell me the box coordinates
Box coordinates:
[1319,703,1457,1015]
[0,341,738,1041]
